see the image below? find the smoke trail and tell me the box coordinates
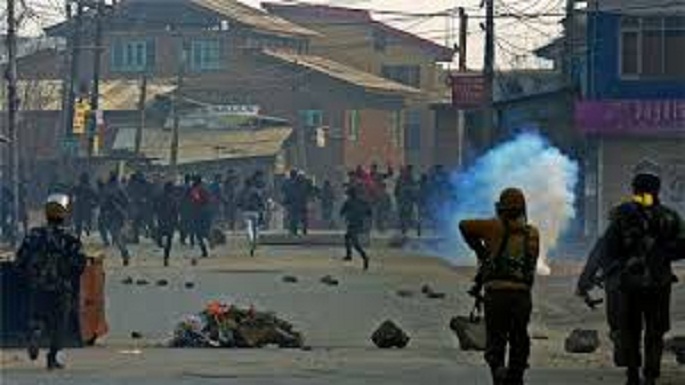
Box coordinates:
[437,132,579,275]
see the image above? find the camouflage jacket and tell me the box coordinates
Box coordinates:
[15,225,87,294]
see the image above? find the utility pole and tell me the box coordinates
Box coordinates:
[134,74,148,156]
[170,35,186,179]
[5,0,20,244]
[456,7,468,170]
[483,0,495,149]
[563,0,575,86]
[88,0,105,158]
[65,0,84,159]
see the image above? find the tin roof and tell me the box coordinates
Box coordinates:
[262,49,421,95]
[112,126,293,165]
[1,79,175,111]
[188,0,319,37]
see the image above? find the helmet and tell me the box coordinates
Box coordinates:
[632,173,661,195]
[496,188,527,215]
[45,193,71,222]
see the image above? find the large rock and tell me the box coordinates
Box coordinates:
[371,320,410,349]
[565,329,600,354]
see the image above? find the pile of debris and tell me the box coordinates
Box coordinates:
[171,301,304,349]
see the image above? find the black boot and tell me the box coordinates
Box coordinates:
[47,351,65,370]
[490,366,507,385]
[27,329,40,361]
[505,369,525,385]
[625,368,640,385]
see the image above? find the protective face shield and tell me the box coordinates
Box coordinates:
[45,193,71,222]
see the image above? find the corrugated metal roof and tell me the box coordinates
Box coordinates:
[189,0,319,37]
[2,79,175,111]
[112,126,292,165]
[262,49,421,95]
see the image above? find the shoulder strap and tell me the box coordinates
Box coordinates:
[493,221,511,260]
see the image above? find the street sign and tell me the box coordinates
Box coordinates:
[450,73,488,109]
[73,99,91,134]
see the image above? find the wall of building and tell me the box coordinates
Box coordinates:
[586,12,685,100]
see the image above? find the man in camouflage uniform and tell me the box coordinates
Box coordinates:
[15,193,86,370]
[459,188,540,385]
[600,173,683,385]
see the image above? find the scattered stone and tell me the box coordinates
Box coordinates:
[665,336,685,353]
[135,279,149,286]
[371,320,410,349]
[191,258,198,266]
[321,275,339,286]
[301,345,313,351]
[420,284,445,299]
[396,290,414,298]
[130,331,143,339]
[209,228,227,248]
[282,275,298,283]
[426,291,446,299]
[676,349,685,365]
[565,329,600,354]
[185,282,196,289]
[121,277,133,285]
[156,279,169,287]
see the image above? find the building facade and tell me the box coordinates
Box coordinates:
[263,3,454,170]
[15,0,419,184]
[580,0,685,235]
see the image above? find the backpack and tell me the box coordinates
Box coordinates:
[617,203,679,289]
[483,222,537,286]
[23,228,73,292]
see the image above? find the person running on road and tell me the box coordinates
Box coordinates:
[340,187,371,270]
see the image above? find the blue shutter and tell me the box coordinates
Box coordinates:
[111,38,123,71]
[146,38,156,73]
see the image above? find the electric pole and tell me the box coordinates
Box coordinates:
[483,0,495,149]
[456,7,468,170]
[5,0,20,244]
[170,35,186,179]
[64,0,84,159]
[88,0,105,158]
[134,74,148,156]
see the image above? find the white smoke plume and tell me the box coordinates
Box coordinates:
[442,132,579,275]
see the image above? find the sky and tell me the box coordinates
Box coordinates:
[4,0,565,69]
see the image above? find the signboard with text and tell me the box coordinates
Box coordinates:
[576,100,685,135]
[450,73,488,109]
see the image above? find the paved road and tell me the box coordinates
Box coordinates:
[2,241,684,384]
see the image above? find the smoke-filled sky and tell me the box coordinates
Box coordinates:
[5,0,565,69]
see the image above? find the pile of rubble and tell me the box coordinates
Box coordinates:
[171,301,304,349]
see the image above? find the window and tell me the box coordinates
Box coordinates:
[111,38,155,73]
[620,16,685,79]
[381,65,421,88]
[390,111,404,148]
[404,110,421,150]
[299,110,324,127]
[189,39,221,71]
[346,110,360,141]
[373,29,387,52]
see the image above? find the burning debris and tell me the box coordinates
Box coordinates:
[171,301,304,349]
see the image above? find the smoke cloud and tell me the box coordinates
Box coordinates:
[435,132,579,275]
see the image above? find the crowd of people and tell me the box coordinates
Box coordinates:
[64,169,268,265]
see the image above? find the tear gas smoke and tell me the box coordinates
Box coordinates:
[437,132,579,275]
